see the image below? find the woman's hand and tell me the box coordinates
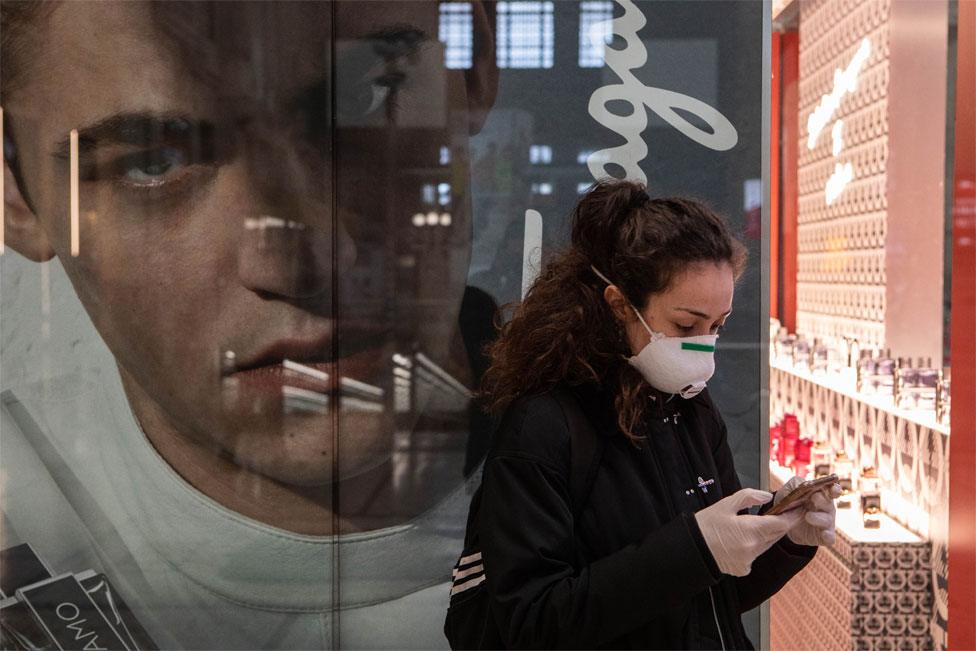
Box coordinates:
[774,476,842,547]
[694,488,804,577]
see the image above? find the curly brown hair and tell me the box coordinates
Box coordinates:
[480,178,748,444]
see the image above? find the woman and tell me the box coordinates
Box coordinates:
[475,179,837,649]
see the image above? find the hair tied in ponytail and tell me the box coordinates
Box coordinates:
[631,191,651,210]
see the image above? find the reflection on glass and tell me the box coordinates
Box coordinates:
[496,1,554,69]
[0,2,497,647]
[1,106,4,254]
[528,144,552,164]
[438,2,474,70]
[579,1,614,68]
[0,0,767,647]
[69,128,79,256]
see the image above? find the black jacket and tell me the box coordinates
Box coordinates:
[479,382,816,650]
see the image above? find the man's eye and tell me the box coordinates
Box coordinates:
[117,147,187,185]
[676,324,695,333]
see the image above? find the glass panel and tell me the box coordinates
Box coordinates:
[1,1,766,648]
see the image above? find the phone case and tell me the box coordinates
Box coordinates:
[766,474,839,515]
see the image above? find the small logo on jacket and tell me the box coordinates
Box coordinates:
[696,476,715,494]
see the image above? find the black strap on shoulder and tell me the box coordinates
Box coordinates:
[552,389,606,520]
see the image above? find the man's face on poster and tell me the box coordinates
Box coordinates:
[3,1,494,488]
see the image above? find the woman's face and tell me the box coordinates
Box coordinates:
[624,261,734,354]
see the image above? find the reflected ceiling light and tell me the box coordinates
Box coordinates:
[283,359,330,383]
[0,107,4,254]
[221,350,237,374]
[426,211,439,226]
[244,215,306,231]
[340,376,385,400]
[70,129,80,256]
[440,213,452,226]
[282,385,329,412]
[392,353,413,367]
[412,213,426,227]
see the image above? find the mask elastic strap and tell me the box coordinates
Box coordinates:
[630,306,656,338]
[591,265,658,339]
[589,265,614,286]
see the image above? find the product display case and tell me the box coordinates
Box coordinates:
[769,348,947,650]
[767,0,969,648]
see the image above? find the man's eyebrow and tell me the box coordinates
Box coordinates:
[364,24,429,43]
[675,307,733,319]
[362,23,430,56]
[51,113,212,159]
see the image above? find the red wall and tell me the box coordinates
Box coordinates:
[948,0,976,647]
[770,32,781,321]
[779,31,799,333]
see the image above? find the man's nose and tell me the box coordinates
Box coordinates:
[235,138,357,300]
[237,215,357,300]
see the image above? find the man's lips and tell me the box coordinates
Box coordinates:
[224,347,390,399]
[228,361,333,395]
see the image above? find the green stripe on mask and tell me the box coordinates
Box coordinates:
[681,342,716,353]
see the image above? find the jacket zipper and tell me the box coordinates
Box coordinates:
[647,408,724,651]
[708,587,727,651]
[667,411,728,651]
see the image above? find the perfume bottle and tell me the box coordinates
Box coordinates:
[937,368,951,425]
[896,358,937,410]
[834,450,854,509]
[914,360,939,411]
[874,349,896,396]
[770,420,783,466]
[770,319,782,356]
[0,544,158,650]
[811,339,830,374]
[793,337,812,370]
[793,438,813,478]
[776,332,797,364]
[781,414,800,469]
[856,349,873,393]
[811,438,833,478]
[844,336,860,369]
[860,466,881,529]
[894,357,909,407]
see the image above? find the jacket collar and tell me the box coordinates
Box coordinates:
[567,380,682,438]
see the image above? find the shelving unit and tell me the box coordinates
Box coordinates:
[769,363,948,650]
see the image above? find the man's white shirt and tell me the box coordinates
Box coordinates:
[1,364,470,650]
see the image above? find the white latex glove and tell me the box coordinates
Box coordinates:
[694,488,804,577]
[774,476,842,547]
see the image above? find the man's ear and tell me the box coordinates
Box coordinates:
[466,1,499,135]
[603,285,633,324]
[4,162,55,262]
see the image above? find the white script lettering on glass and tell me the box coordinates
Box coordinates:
[585,0,739,183]
[521,209,543,301]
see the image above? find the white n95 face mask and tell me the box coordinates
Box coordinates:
[591,266,717,399]
[628,307,717,398]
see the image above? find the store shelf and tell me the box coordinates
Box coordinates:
[769,463,933,651]
[770,463,924,545]
[770,358,949,436]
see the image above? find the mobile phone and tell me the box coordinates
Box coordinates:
[765,474,839,515]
